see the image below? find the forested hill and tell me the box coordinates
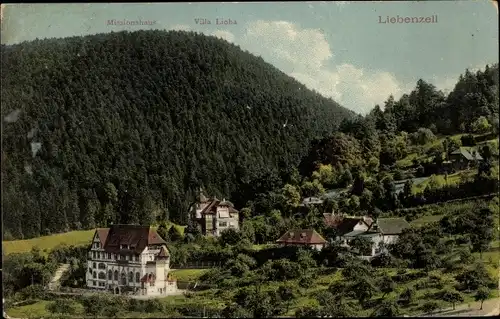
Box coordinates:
[1,30,355,239]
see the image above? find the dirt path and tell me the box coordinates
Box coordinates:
[422,297,500,317]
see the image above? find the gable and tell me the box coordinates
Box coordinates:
[353,221,369,231]
[92,231,100,243]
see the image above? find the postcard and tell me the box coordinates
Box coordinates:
[2,2,499,318]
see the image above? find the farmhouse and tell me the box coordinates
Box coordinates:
[448,147,483,171]
[188,188,239,237]
[276,229,327,251]
[341,217,410,259]
[86,224,177,296]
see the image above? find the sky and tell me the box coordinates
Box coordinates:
[1,1,498,115]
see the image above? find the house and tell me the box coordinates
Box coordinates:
[86,224,177,296]
[448,148,483,171]
[324,213,373,241]
[188,188,239,237]
[276,229,327,251]
[341,217,410,259]
[300,196,324,207]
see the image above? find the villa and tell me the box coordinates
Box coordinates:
[86,224,177,296]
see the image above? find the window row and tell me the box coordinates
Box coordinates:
[89,269,143,283]
[90,251,140,261]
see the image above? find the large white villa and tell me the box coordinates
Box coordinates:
[86,224,177,296]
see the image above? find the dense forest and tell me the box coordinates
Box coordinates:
[1,30,355,239]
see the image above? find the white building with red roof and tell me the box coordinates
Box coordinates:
[86,224,177,296]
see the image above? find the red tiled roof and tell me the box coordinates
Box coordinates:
[276,229,327,245]
[102,225,167,254]
[323,213,343,228]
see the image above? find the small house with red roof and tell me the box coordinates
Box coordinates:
[188,188,240,237]
[86,224,177,296]
[276,229,327,251]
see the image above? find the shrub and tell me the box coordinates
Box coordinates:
[46,299,77,315]
[420,301,440,313]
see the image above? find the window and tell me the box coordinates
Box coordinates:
[93,272,96,279]
[135,255,139,261]
[98,263,106,269]
[92,262,96,268]
[88,268,92,274]
[98,272,106,280]
[108,253,111,259]
[108,270,112,280]
[114,270,118,281]
[92,252,96,259]
[99,282,105,287]
[136,272,140,283]
[121,272,127,285]
[128,271,133,283]
[120,255,126,261]
[93,281,96,286]
[219,221,228,227]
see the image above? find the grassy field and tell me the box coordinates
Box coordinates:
[2,229,95,256]
[7,300,86,318]
[3,222,186,256]
[412,169,476,194]
[410,214,444,228]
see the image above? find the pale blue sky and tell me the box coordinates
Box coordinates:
[1,1,498,114]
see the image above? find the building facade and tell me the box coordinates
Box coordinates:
[188,188,239,237]
[86,225,177,296]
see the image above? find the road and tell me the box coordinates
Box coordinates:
[422,297,500,317]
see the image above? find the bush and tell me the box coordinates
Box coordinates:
[16,285,48,301]
[46,299,77,315]
[298,274,314,288]
[420,301,440,313]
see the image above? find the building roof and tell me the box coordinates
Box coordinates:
[99,225,167,254]
[199,198,238,215]
[276,229,327,245]
[451,148,483,161]
[301,197,324,206]
[333,217,373,236]
[96,228,110,246]
[323,213,343,228]
[373,218,410,235]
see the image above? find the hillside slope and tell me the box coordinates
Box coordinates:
[1,30,355,239]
